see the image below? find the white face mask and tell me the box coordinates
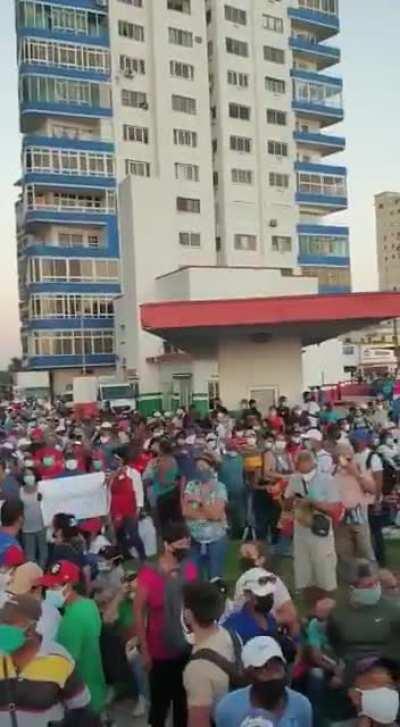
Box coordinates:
[0,570,12,591]
[358,686,399,724]
[65,459,78,471]
[247,437,257,447]
[100,435,110,444]
[275,441,286,452]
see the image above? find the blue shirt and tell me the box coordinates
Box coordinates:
[215,686,312,727]
[219,454,245,496]
[223,606,279,644]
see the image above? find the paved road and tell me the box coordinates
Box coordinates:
[111,702,148,726]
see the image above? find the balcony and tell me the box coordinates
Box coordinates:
[26,353,116,369]
[290,36,340,70]
[22,134,114,154]
[22,187,117,226]
[292,72,343,127]
[16,1,109,48]
[295,162,348,214]
[288,4,340,42]
[294,130,345,157]
[297,223,350,266]
[19,38,111,82]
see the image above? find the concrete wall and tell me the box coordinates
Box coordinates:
[156,266,318,302]
[218,336,303,410]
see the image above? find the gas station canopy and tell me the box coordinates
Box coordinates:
[141,291,400,347]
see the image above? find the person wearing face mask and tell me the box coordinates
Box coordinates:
[255,435,293,549]
[134,521,197,727]
[0,500,25,569]
[183,581,236,727]
[58,450,85,478]
[353,431,386,567]
[39,559,107,714]
[6,561,61,643]
[266,406,285,435]
[284,451,342,604]
[183,452,228,579]
[49,513,90,591]
[33,433,65,480]
[327,560,400,669]
[371,400,390,429]
[19,467,48,568]
[174,430,197,482]
[347,657,400,727]
[95,421,117,468]
[0,458,20,502]
[215,636,312,727]
[303,429,334,475]
[0,592,94,726]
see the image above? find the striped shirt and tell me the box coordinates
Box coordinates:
[0,639,90,726]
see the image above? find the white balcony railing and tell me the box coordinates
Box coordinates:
[297,0,338,16]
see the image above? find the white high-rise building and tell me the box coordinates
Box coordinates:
[14,0,349,411]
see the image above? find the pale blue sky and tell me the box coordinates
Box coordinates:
[0,0,399,367]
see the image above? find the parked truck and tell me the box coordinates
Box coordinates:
[14,371,50,402]
[72,375,136,413]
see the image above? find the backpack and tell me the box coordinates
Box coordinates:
[366,450,398,496]
[190,630,248,691]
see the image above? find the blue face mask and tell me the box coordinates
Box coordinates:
[196,469,212,483]
[351,583,382,607]
[45,588,66,610]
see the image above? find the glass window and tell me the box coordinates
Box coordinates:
[170,60,195,80]
[175,163,199,181]
[266,109,287,125]
[176,197,201,213]
[230,135,252,153]
[231,168,253,184]
[267,140,288,156]
[264,46,285,63]
[179,231,201,247]
[167,0,191,13]
[227,71,249,88]
[168,27,193,47]
[272,236,292,252]
[118,21,145,41]
[224,5,247,25]
[225,37,248,57]
[172,95,196,114]
[265,77,286,93]
[262,14,284,32]
[121,90,148,108]
[173,128,197,146]
[125,159,151,177]
[229,103,251,121]
[269,172,290,188]
[234,234,257,251]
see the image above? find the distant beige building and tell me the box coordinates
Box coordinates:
[375,191,400,291]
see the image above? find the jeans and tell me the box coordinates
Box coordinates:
[131,652,149,701]
[190,535,227,579]
[252,490,281,544]
[23,529,48,568]
[116,516,146,561]
[149,657,188,727]
[368,506,386,566]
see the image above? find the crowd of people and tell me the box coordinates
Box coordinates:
[0,391,400,725]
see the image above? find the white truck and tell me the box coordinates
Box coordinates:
[72,375,136,413]
[14,371,51,402]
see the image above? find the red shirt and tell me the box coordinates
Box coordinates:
[110,469,137,526]
[267,415,285,434]
[34,446,65,480]
[138,561,197,660]
[129,452,152,474]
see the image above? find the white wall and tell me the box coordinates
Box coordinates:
[302,338,351,388]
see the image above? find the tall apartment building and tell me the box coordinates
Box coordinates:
[14,0,120,393]
[13,0,349,406]
[375,191,400,291]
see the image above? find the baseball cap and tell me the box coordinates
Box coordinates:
[236,568,277,598]
[302,428,322,442]
[38,560,80,588]
[100,421,113,430]
[242,636,286,669]
[0,593,42,624]
[8,562,43,595]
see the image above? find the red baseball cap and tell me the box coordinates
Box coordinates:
[38,560,80,588]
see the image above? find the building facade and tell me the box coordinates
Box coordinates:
[14,0,120,393]
[13,0,349,407]
[376,191,400,291]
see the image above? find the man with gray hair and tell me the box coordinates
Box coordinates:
[284,451,342,605]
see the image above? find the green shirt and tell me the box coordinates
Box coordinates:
[57,597,107,713]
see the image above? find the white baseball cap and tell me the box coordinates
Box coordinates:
[302,428,322,442]
[236,568,276,598]
[242,636,285,669]
[100,422,113,429]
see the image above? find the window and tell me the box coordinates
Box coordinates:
[170,60,195,80]
[272,236,292,252]
[234,234,257,251]
[264,46,285,63]
[226,37,249,57]
[177,197,200,213]
[25,147,115,177]
[125,159,151,177]
[175,163,199,181]
[168,27,193,47]
[262,14,284,32]
[228,103,251,121]
[172,94,196,114]
[267,109,287,125]
[29,257,119,284]
[265,76,286,93]
[267,140,288,156]
[121,89,148,108]
[119,55,146,75]
[299,234,349,258]
[118,21,145,41]
[123,124,149,143]
[22,38,110,74]
[230,135,252,153]
[224,5,247,25]
[231,168,253,184]
[269,172,290,188]
[302,267,351,289]
[227,70,249,88]
[167,0,191,12]
[293,79,342,108]
[31,329,114,357]
[179,232,201,247]
[173,128,198,146]
[22,75,110,109]
[30,294,114,319]
[297,172,346,197]
[298,0,338,15]
[119,0,143,5]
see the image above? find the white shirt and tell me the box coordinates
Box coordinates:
[127,466,144,509]
[354,448,383,475]
[37,599,61,642]
[316,448,334,475]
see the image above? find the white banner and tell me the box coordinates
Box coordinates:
[38,472,109,526]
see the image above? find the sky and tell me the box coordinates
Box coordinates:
[0,0,399,368]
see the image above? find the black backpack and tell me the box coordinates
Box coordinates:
[190,630,248,691]
[366,450,398,495]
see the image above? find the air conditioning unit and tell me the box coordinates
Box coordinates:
[269,220,278,228]
[124,69,135,79]
[195,36,203,43]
